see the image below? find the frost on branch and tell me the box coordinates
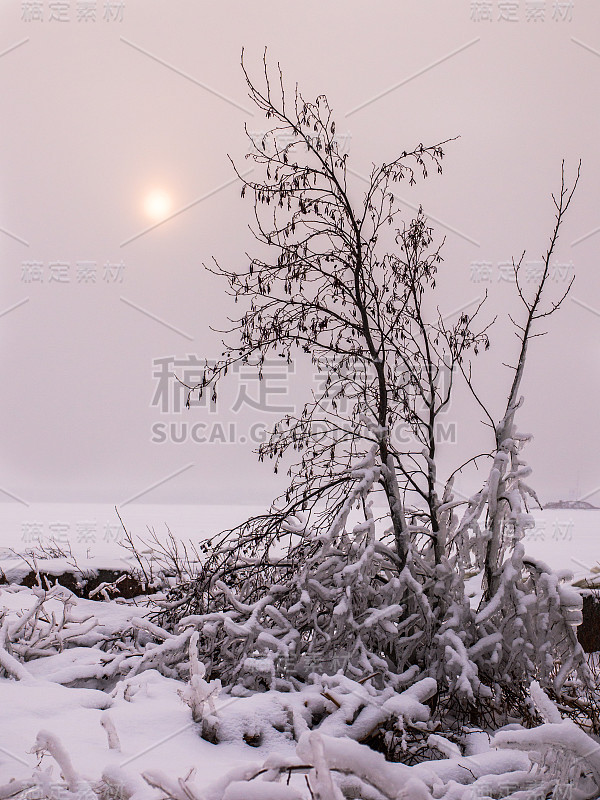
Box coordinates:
[163,448,442,696]
[178,630,221,741]
[439,398,591,721]
[146,408,592,733]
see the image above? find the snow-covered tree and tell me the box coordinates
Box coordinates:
[181,52,490,574]
[169,55,587,729]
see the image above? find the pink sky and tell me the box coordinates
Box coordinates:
[0,0,598,506]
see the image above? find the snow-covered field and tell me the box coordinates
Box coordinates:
[1,504,600,799]
[1,582,598,800]
[0,586,275,796]
[1,504,597,581]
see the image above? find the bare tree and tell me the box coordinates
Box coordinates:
[442,164,581,601]
[481,162,579,599]
[184,53,490,572]
[165,56,589,727]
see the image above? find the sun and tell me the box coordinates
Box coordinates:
[143,189,173,221]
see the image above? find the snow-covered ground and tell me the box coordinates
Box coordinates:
[0,585,278,795]
[1,582,597,800]
[1,504,600,799]
[0,504,597,582]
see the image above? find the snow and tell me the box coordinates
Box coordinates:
[1,504,598,582]
[1,505,600,798]
[0,576,590,800]
[0,657,266,792]
[0,636,590,798]
[223,784,304,800]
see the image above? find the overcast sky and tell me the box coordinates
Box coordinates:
[0,0,598,508]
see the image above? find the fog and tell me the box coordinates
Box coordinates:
[0,0,598,507]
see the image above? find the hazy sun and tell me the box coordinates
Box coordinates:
[144,189,173,221]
